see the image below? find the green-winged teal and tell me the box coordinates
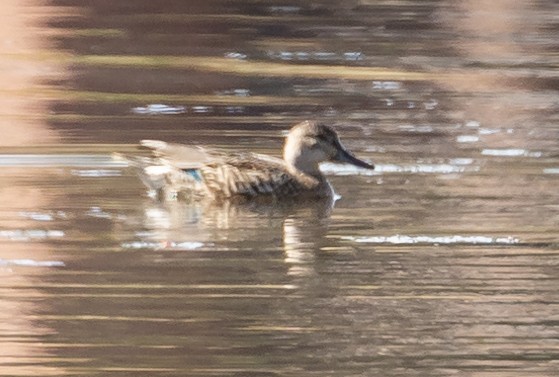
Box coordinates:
[127,120,374,201]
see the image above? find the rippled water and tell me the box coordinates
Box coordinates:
[1,1,558,376]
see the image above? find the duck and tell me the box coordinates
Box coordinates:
[126,120,374,202]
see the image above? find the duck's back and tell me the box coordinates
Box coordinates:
[200,152,317,200]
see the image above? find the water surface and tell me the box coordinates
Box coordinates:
[1,1,558,376]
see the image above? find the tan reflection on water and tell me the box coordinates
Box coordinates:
[0,0,63,146]
[437,0,555,148]
[0,247,62,377]
[0,1,67,375]
[282,200,333,277]
[444,0,534,62]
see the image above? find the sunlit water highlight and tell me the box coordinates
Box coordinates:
[321,162,478,174]
[0,230,65,241]
[343,235,520,245]
[0,154,126,167]
[0,258,65,267]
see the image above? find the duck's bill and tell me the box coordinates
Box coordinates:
[334,148,375,170]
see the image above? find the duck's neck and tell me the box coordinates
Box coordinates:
[283,152,333,197]
[284,136,322,176]
[284,152,322,178]
[286,160,323,179]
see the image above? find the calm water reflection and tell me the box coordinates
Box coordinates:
[1,0,558,376]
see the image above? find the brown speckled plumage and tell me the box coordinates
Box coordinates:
[199,152,321,199]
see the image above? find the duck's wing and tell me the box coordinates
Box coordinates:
[115,140,213,197]
[200,152,318,199]
[140,140,213,169]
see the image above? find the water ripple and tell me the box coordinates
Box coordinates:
[121,241,204,250]
[71,169,122,177]
[131,103,186,115]
[481,149,543,158]
[321,162,478,175]
[0,230,65,241]
[19,212,54,222]
[0,258,65,267]
[0,155,127,167]
[456,135,480,143]
[343,235,519,245]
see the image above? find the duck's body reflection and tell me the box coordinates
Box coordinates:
[141,196,335,276]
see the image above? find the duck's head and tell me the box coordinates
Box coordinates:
[283,121,375,176]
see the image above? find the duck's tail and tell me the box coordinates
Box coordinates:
[113,149,204,201]
[112,152,169,193]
